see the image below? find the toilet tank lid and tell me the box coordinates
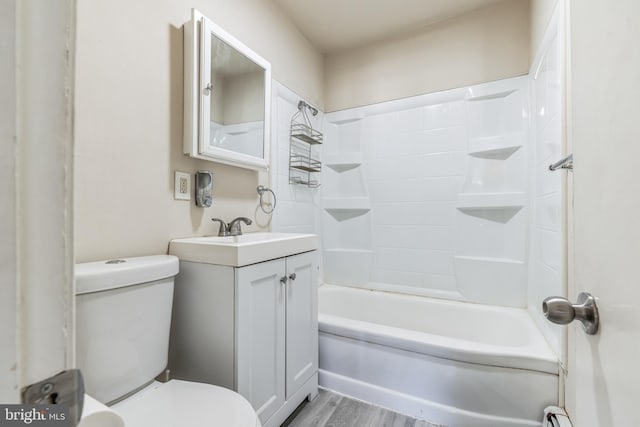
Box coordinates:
[75,255,179,295]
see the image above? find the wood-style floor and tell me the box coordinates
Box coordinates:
[283,389,443,427]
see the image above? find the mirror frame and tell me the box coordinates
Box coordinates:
[184,9,271,170]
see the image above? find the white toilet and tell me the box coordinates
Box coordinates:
[75,255,261,427]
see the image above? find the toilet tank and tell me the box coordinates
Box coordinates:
[75,255,179,404]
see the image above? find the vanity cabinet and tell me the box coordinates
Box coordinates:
[169,251,318,427]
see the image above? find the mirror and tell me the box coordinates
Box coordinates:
[208,36,264,158]
[184,9,271,170]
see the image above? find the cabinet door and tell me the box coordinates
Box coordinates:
[236,258,286,423]
[285,251,318,399]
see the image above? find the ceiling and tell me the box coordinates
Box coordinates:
[272,0,508,54]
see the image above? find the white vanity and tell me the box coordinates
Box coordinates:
[168,233,319,427]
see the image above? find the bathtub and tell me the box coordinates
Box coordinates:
[318,284,559,427]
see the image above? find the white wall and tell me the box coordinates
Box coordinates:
[321,77,531,307]
[324,0,530,112]
[74,0,323,262]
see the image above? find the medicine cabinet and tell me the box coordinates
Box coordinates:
[184,9,271,170]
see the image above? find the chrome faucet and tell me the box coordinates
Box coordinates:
[211,218,230,237]
[229,217,252,236]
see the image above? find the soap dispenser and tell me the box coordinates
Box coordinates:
[195,170,213,207]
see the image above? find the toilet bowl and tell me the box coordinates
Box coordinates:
[75,255,260,427]
[111,380,259,427]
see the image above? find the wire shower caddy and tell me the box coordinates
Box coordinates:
[289,100,322,188]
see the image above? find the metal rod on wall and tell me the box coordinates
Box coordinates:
[549,154,573,171]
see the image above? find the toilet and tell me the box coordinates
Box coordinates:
[75,255,261,427]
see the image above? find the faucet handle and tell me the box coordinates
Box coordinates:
[211,218,230,237]
[229,217,252,236]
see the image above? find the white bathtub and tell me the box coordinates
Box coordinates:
[318,284,559,427]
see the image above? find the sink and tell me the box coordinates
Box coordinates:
[169,232,318,267]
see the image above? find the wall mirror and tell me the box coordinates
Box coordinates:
[184,9,271,170]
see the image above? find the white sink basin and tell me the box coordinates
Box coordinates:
[169,232,318,267]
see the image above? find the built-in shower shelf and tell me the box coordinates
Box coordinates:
[323,198,371,221]
[468,133,524,160]
[456,192,525,210]
[324,153,363,172]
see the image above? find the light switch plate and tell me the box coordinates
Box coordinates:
[174,171,191,201]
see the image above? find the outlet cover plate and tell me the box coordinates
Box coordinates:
[174,171,191,201]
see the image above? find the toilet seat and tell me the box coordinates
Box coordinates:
[111,380,261,427]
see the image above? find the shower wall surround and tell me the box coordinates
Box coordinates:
[322,77,531,308]
[270,81,323,236]
[527,20,564,356]
[271,74,563,356]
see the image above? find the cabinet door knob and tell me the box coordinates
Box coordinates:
[280,276,287,285]
[288,273,296,281]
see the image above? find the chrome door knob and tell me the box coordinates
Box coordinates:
[542,292,599,335]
